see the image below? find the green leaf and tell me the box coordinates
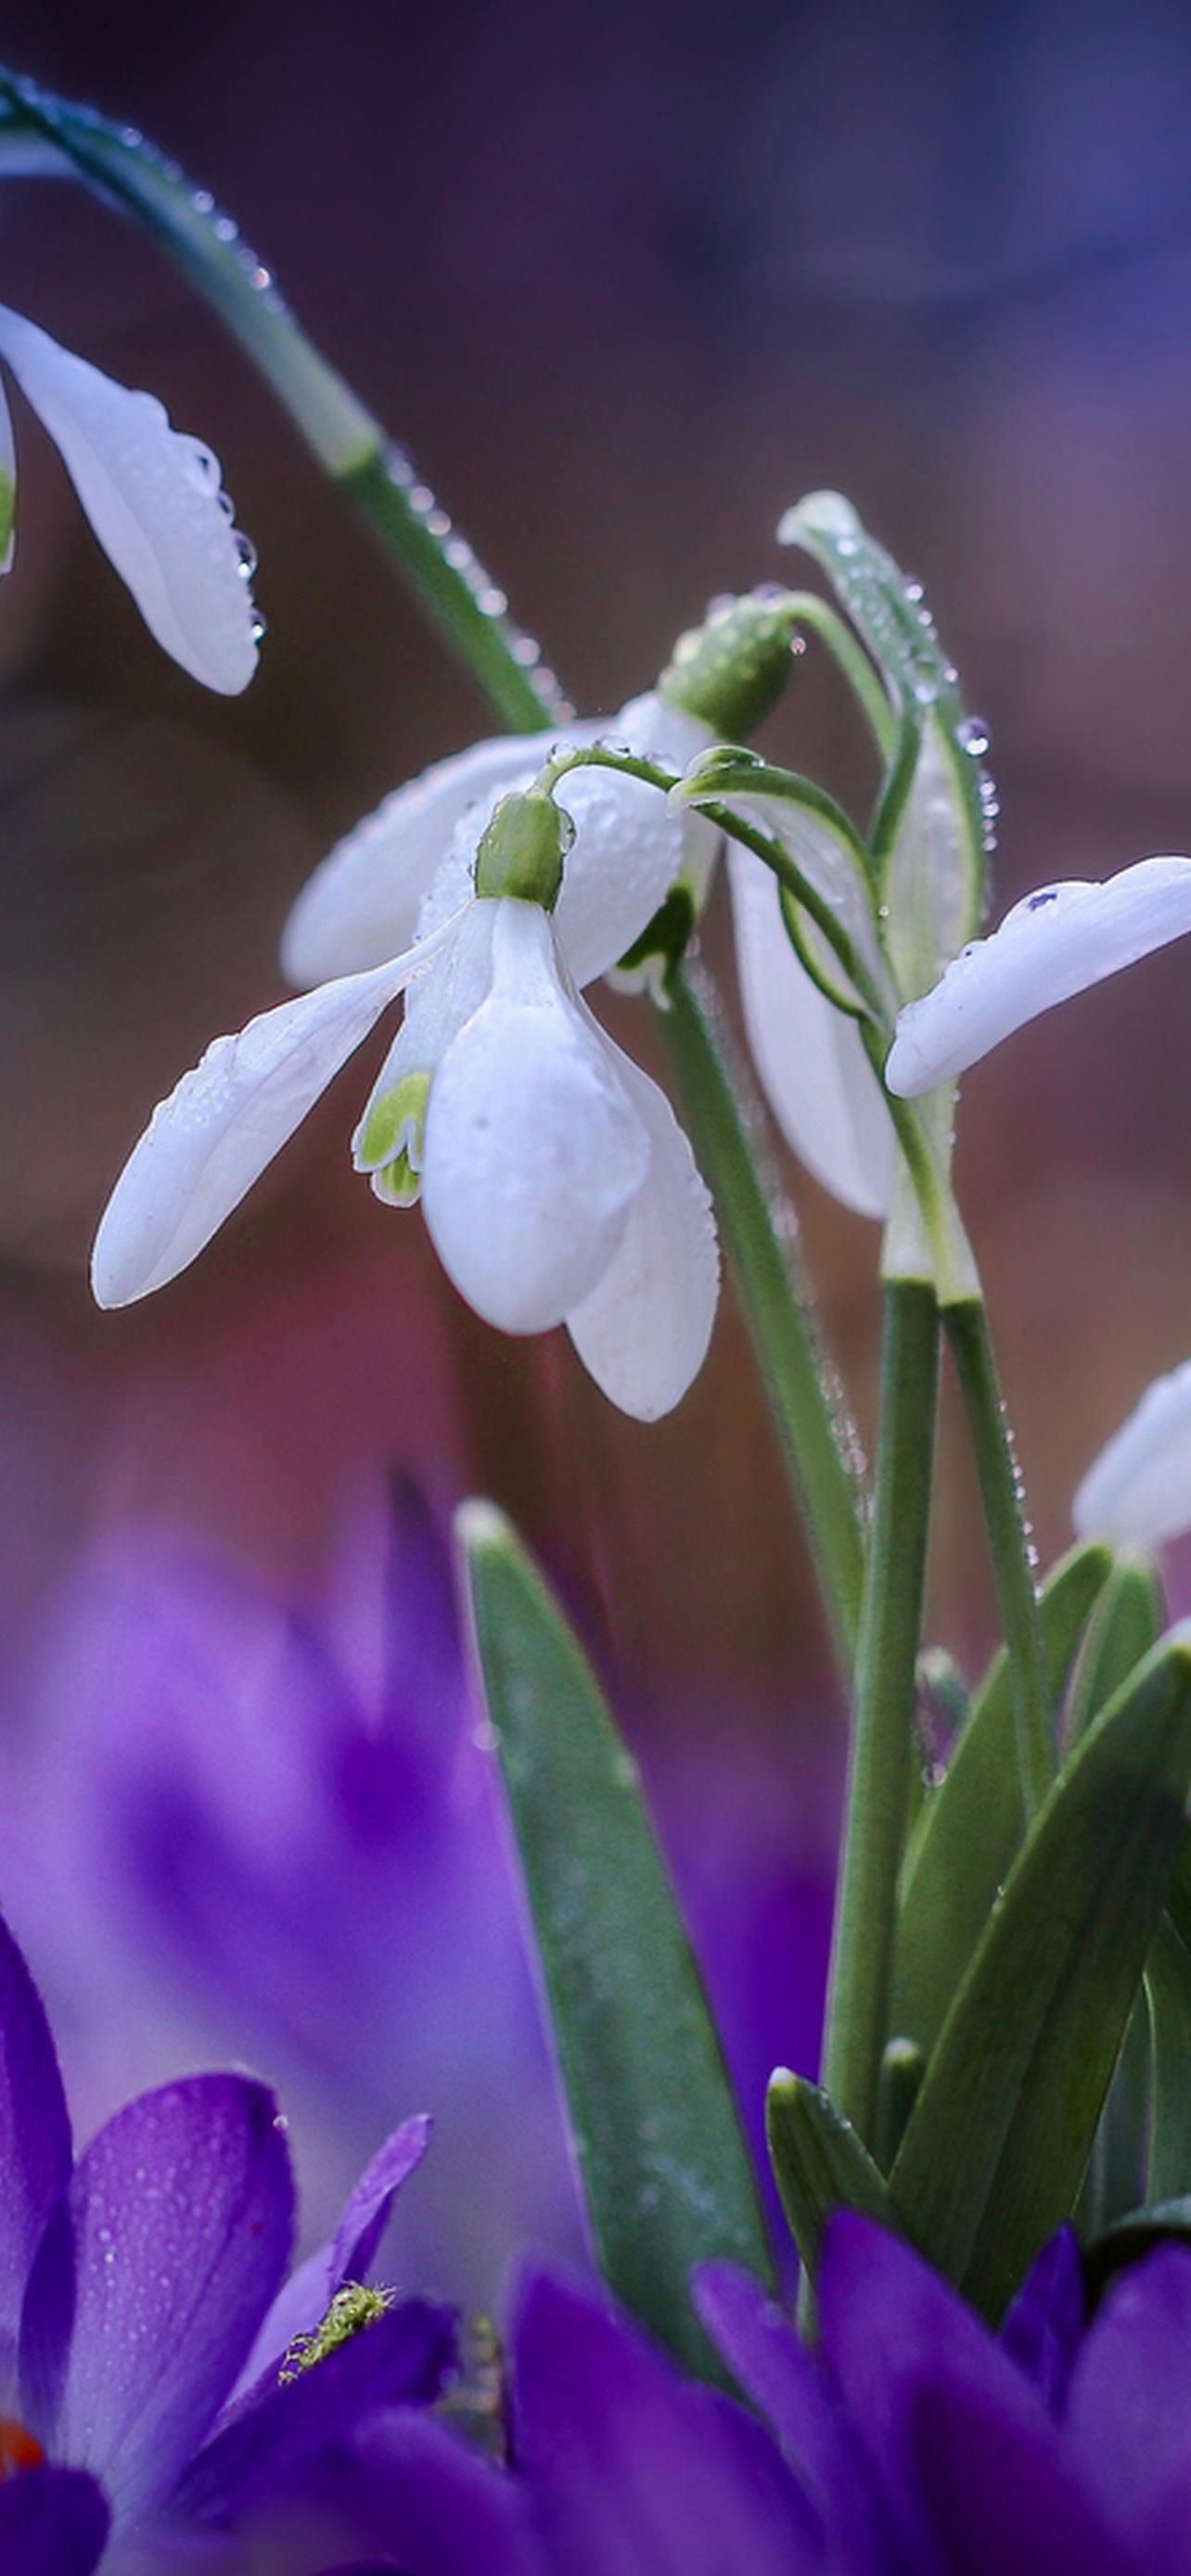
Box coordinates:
[778,490,990,977]
[459,1502,774,2375]
[766,2072,894,2279]
[1146,1910,1191,2202]
[893,1542,1114,2057]
[1065,1554,1167,1747]
[890,1628,1191,2319]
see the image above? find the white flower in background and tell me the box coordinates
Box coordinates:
[0,301,260,691]
[1073,1358,1191,1552]
[92,786,718,1422]
[886,858,1191,1098]
[281,689,716,989]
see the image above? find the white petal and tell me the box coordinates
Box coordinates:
[421,900,650,1333]
[92,921,456,1307]
[566,1045,719,1419]
[1073,1358,1191,1550]
[886,856,1191,1097]
[352,902,498,1169]
[553,693,710,984]
[0,372,14,572]
[0,304,258,693]
[727,846,894,1218]
[280,732,560,988]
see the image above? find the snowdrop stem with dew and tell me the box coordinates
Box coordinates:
[944,1297,1053,1816]
[857,1025,1052,1817]
[822,1277,939,2149]
[0,69,568,733]
[661,964,865,1670]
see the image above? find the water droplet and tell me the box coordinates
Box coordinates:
[957,716,990,757]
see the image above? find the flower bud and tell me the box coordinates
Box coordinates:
[473,788,574,908]
[660,594,799,738]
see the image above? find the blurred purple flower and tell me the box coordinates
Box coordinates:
[318,2216,1191,2574]
[0,1906,454,2574]
[0,1480,835,2305]
[0,1481,579,2303]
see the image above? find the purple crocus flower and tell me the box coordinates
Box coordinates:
[0,1482,579,2305]
[319,2216,1191,2574]
[0,1906,454,2572]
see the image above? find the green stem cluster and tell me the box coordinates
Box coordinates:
[823,1281,939,2144]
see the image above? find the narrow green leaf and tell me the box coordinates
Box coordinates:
[459,1502,774,2375]
[1065,1554,1166,1747]
[890,1629,1191,2319]
[766,2072,894,2279]
[1074,1997,1150,2238]
[1146,1914,1191,2202]
[893,1542,1114,2056]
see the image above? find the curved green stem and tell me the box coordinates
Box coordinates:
[661,966,865,1673]
[779,592,896,758]
[823,1279,939,2148]
[0,69,566,733]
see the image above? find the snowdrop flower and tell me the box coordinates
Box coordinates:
[0,301,260,690]
[1073,1358,1191,1553]
[92,790,718,1421]
[887,858,1191,1098]
[281,687,716,990]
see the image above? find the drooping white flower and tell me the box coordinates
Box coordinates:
[886,857,1191,1098]
[0,302,259,691]
[280,691,716,991]
[93,871,718,1421]
[1072,1358,1191,1552]
[725,841,894,1218]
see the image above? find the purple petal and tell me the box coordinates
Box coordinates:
[910,2376,1126,2576]
[694,2261,886,2571]
[0,2465,109,2576]
[172,2296,455,2526]
[235,2115,432,2398]
[819,2215,1051,2565]
[1000,2226,1086,2417]
[0,1911,71,2366]
[330,2114,432,2289]
[513,2267,814,2576]
[20,2074,293,2527]
[320,2414,541,2576]
[1066,2245,1191,2545]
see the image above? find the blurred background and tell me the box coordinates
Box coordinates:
[2,0,1191,2303]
